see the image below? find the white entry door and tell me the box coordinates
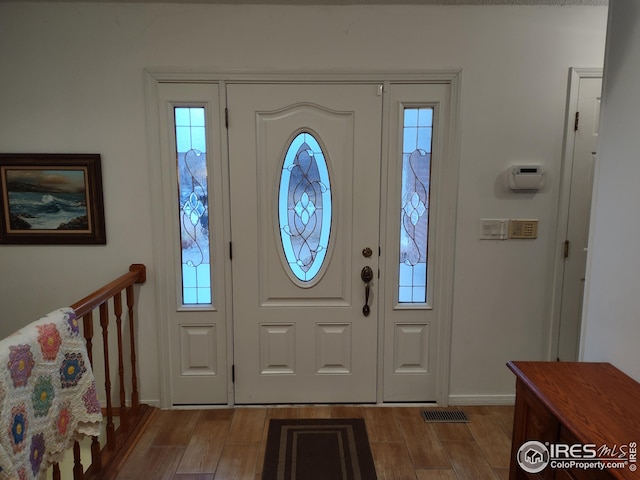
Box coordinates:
[228,83,382,403]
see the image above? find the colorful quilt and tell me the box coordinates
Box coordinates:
[0,308,102,480]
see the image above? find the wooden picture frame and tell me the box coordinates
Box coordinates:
[0,154,106,244]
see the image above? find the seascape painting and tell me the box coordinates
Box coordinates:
[5,168,90,231]
[0,154,106,244]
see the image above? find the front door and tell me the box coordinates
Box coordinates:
[228,83,382,403]
[149,73,458,406]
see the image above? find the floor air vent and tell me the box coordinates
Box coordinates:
[421,409,470,423]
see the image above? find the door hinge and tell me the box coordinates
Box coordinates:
[563,240,570,259]
[574,111,579,131]
[225,107,229,128]
[231,364,235,383]
[229,241,233,260]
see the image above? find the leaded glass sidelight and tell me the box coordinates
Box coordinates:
[278,132,332,283]
[399,107,433,303]
[174,107,212,305]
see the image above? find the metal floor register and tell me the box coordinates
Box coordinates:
[421,409,470,423]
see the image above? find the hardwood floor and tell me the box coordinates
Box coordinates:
[113,405,514,480]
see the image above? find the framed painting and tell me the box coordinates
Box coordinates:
[0,154,106,244]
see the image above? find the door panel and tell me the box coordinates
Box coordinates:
[256,104,351,304]
[228,83,382,403]
[179,325,218,376]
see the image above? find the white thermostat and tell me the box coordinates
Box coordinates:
[509,165,544,190]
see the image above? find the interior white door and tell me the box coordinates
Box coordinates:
[228,83,382,404]
[557,76,602,361]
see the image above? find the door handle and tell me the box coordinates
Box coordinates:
[361,266,374,316]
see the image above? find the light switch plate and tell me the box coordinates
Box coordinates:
[480,219,509,240]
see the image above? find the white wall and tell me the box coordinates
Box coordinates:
[582,1,640,382]
[0,2,607,404]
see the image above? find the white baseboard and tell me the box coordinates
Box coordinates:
[97,398,162,408]
[137,397,515,409]
[447,394,515,406]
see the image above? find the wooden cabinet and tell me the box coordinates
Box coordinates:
[508,362,640,480]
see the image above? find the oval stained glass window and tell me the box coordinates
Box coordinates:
[278,132,332,283]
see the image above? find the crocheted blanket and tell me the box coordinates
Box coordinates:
[0,308,102,480]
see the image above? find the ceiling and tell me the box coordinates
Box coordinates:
[3,0,609,4]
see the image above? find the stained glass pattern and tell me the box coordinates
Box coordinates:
[174,107,212,305]
[399,108,433,303]
[278,132,332,283]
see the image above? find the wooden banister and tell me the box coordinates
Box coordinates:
[55,263,154,480]
[71,264,146,317]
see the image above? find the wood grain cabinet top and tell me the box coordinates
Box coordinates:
[508,361,640,480]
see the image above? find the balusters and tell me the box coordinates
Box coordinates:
[90,433,102,473]
[82,312,94,365]
[114,292,129,433]
[82,310,101,475]
[64,264,146,480]
[73,441,84,480]
[99,302,115,451]
[126,284,139,411]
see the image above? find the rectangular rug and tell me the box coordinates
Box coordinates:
[262,418,378,480]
